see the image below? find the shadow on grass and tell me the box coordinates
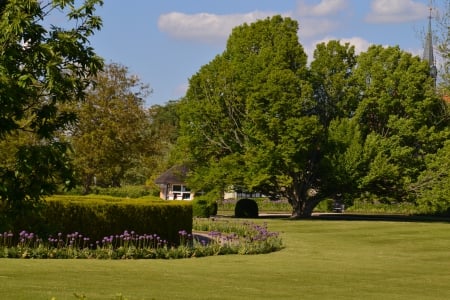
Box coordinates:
[216,211,450,223]
[255,213,450,223]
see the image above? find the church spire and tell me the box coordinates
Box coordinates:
[423,6,437,85]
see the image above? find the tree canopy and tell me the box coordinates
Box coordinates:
[176,15,450,217]
[68,63,152,192]
[0,0,103,215]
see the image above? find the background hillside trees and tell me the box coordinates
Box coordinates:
[0,0,103,217]
[68,63,152,192]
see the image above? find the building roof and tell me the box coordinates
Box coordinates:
[154,165,189,185]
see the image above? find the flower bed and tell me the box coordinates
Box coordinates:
[0,219,283,259]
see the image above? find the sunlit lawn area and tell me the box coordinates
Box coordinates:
[1,218,450,300]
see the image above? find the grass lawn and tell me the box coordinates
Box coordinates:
[1,218,450,300]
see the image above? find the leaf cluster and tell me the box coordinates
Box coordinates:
[0,0,104,216]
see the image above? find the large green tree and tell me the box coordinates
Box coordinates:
[178,16,323,216]
[0,0,103,216]
[177,16,448,217]
[352,45,448,202]
[69,63,152,192]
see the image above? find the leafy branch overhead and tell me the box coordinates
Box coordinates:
[0,0,104,213]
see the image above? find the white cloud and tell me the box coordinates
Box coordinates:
[297,18,341,39]
[296,0,350,17]
[294,1,349,40]
[338,37,373,53]
[158,11,282,45]
[304,36,372,62]
[366,0,428,23]
[158,2,349,45]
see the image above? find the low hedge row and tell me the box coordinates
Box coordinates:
[35,196,192,245]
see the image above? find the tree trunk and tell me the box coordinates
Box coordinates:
[290,200,314,218]
[288,189,322,218]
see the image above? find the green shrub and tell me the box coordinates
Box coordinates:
[346,199,417,215]
[235,198,258,218]
[37,196,193,244]
[314,198,334,212]
[192,197,217,218]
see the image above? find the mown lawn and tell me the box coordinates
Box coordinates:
[1,218,450,300]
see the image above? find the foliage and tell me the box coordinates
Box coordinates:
[0,0,104,219]
[177,16,445,217]
[345,199,418,215]
[192,196,218,218]
[60,184,158,198]
[177,16,448,217]
[412,140,450,215]
[0,218,283,259]
[314,198,335,212]
[353,45,449,202]
[235,198,259,218]
[177,16,323,217]
[145,101,181,180]
[194,218,283,254]
[68,63,152,192]
[219,197,291,213]
[42,196,192,243]
[0,195,191,244]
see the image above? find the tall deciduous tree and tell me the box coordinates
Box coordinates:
[0,0,103,216]
[69,63,152,192]
[352,45,448,202]
[178,16,324,216]
[177,16,449,217]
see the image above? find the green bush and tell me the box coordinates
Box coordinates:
[192,197,217,218]
[36,196,193,244]
[346,199,417,215]
[314,198,334,212]
[235,198,258,218]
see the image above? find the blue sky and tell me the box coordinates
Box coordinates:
[85,0,444,106]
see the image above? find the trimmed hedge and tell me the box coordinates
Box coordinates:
[235,198,259,218]
[40,196,192,244]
